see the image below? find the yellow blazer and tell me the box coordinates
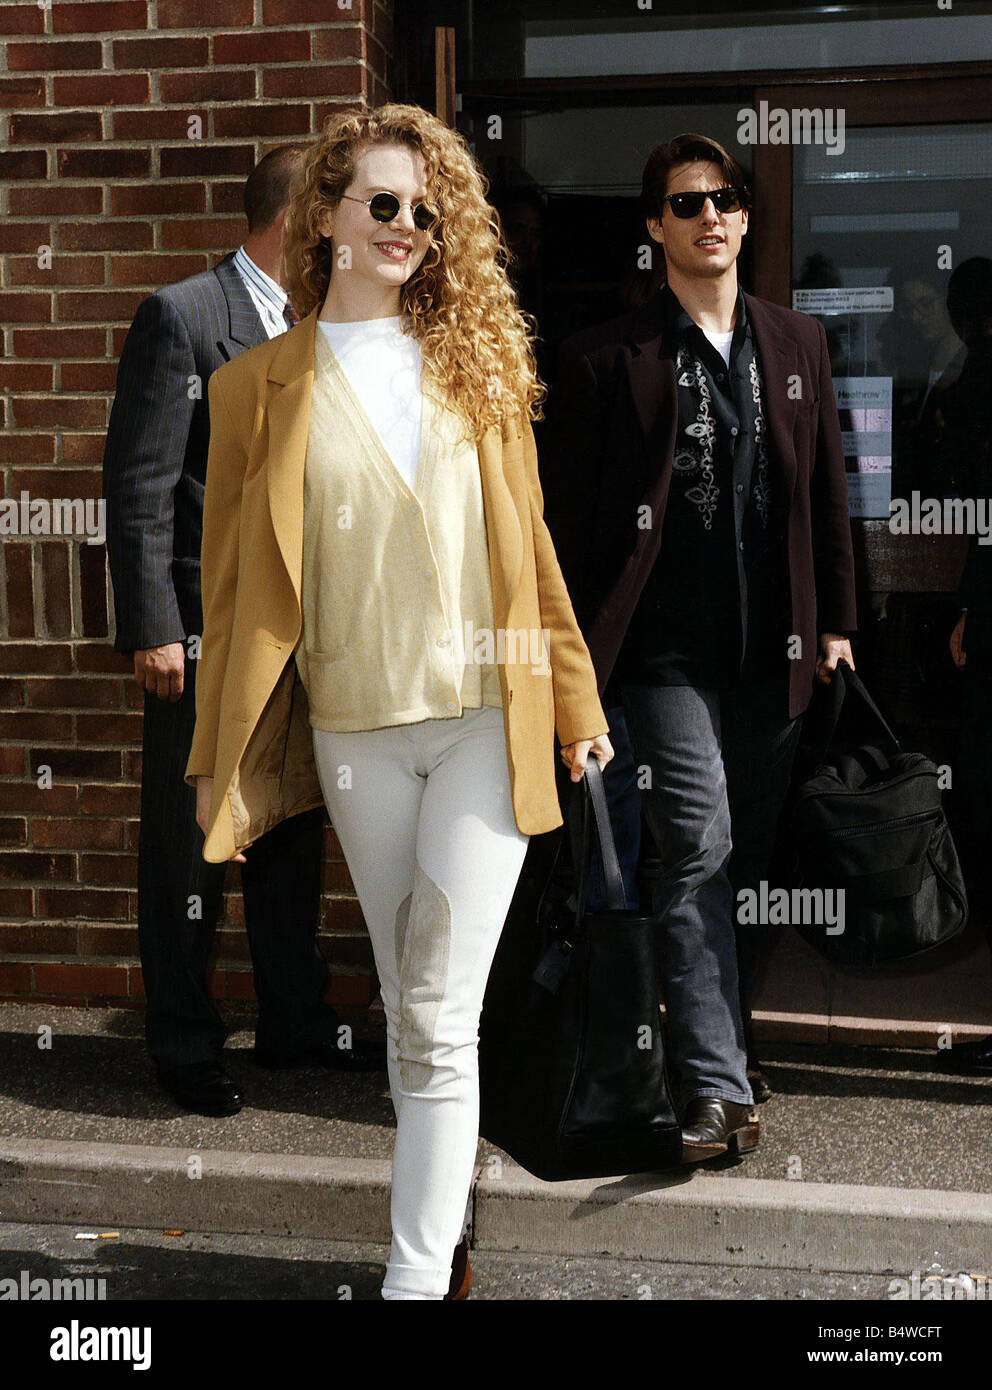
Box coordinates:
[184,307,608,863]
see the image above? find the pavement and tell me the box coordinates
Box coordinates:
[0,1000,990,1294]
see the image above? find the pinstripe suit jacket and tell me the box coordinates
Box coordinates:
[102,252,269,655]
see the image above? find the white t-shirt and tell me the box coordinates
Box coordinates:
[317,315,423,490]
[702,327,734,367]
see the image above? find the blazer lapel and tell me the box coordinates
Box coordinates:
[265,307,319,604]
[746,292,799,504]
[214,251,269,359]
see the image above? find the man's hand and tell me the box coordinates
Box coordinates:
[195,775,246,864]
[134,642,185,700]
[815,633,855,685]
[950,611,967,670]
[560,733,614,783]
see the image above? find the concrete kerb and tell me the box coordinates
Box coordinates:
[1,1138,990,1276]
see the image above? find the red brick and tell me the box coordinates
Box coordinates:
[33,817,124,850]
[9,111,103,143]
[0,963,32,993]
[0,710,76,740]
[57,290,143,322]
[159,144,253,178]
[4,544,34,638]
[75,712,142,743]
[326,972,373,1007]
[0,924,79,954]
[0,818,28,846]
[13,785,79,815]
[263,0,359,20]
[36,888,129,921]
[0,149,48,179]
[159,69,254,104]
[59,222,153,252]
[52,3,149,35]
[41,543,72,638]
[110,253,206,286]
[160,217,245,250]
[32,963,130,996]
[52,74,150,106]
[111,109,209,142]
[9,254,103,286]
[30,748,122,780]
[212,105,313,139]
[61,362,118,391]
[10,185,103,216]
[0,6,45,36]
[57,148,149,179]
[214,30,311,65]
[13,328,106,359]
[157,0,251,24]
[313,27,363,62]
[0,643,73,673]
[79,547,109,639]
[0,850,76,881]
[0,222,53,252]
[0,746,27,773]
[0,77,45,109]
[62,433,111,463]
[0,887,33,915]
[7,41,104,71]
[264,65,363,99]
[109,181,206,215]
[79,924,138,955]
[112,36,208,69]
[24,677,120,710]
[0,679,26,706]
[0,292,52,323]
[0,432,56,464]
[79,853,137,886]
[11,397,106,429]
[0,362,53,390]
[73,645,132,675]
[79,785,139,816]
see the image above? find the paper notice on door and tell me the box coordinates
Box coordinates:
[834,377,892,518]
[792,287,894,315]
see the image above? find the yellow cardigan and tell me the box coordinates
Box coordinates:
[296,325,503,731]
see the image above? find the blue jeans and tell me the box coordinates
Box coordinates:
[619,679,800,1110]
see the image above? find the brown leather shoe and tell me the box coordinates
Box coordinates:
[443,1236,472,1300]
[680,1097,760,1163]
[747,1065,774,1104]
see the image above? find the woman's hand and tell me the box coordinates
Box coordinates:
[815,633,855,685]
[560,733,614,783]
[195,775,246,864]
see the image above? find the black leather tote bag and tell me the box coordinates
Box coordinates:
[479,756,682,1181]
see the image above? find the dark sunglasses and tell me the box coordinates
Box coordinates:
[664,186,747,219]
[340,191,439,232]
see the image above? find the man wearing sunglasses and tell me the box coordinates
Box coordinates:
[544,133,856,1161]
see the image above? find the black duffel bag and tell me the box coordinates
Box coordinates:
[478,755,682,1181]
[785,661,967,967]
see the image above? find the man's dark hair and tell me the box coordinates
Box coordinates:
[641,132,750,219]
[244,145,308,233]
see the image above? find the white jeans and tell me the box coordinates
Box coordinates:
[312,705,530,1298]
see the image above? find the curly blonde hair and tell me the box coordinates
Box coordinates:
[282,103,544,432]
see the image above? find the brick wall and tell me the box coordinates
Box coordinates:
[0,0,394,1011]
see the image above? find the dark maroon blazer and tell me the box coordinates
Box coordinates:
[541,289,858,720]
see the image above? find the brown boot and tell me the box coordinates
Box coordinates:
[443,1236,472,1300]
[680,1097,760,1163]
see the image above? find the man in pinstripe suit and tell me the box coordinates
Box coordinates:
[103,148,383,1116]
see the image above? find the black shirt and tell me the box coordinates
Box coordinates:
[616,285,790,688]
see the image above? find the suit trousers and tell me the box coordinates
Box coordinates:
[620,678,801,1109]
[312,705,529,1299]
[138,649,338,1070]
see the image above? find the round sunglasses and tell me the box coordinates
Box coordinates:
[340,191,439,232]
[664,186,748,219]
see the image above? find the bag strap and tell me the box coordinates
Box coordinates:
[567,754,628,922]
[812,660,902,766]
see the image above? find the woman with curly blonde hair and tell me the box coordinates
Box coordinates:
[187,102,611,1300]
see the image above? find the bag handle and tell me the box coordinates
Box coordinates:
[813,659,902,766]
[567,753,628,922]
